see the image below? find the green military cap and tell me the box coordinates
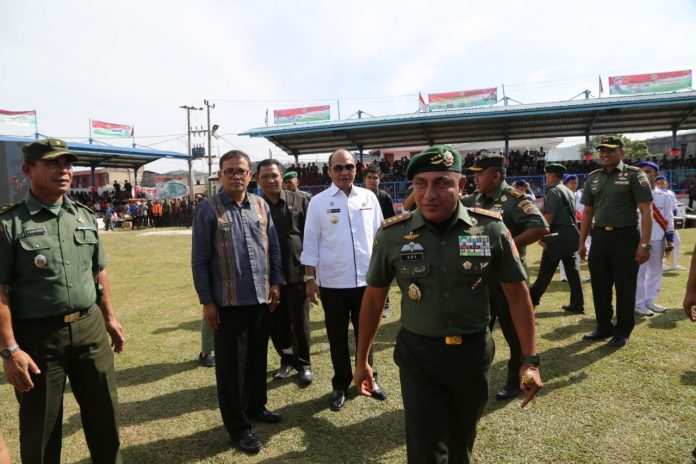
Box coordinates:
[596,136,624,149]
[22,138,77,163]
[467,149,505,172]
[544,163,567,174]
[406,145,462,180]
[282,171,298,180]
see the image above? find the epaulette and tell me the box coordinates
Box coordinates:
[588,168,602,176]
[469,207,502,220]
[626,165,640,171]
[505,186,524,198]
[74,201,94,214]
[383,211,411,228]
[0,201,22,215]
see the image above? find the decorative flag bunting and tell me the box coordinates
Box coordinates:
[0,109,37,126]
[273,105,330,125]
[418,92,428,113]
[428,88,498,111]
[91,119,134,138]
[608,70,692,95]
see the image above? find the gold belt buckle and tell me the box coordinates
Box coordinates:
[604,226,614,231]
[445,335,462,345]
[63,311,80,323]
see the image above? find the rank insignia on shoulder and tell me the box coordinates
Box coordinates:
[506,187,524,198]
[0,203,17,214]
[469,208,502,220]
[383,211,411,228]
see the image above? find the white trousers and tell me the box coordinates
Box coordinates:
[636,239,664,307]
[560,235,591,281]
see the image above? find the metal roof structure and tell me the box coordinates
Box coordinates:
[0,135,190,169]
[240,91,696,156]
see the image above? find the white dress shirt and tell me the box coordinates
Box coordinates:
[301,183,383,288]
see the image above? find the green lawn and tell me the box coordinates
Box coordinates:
[2,227,696,463]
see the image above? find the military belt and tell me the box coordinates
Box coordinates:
[16,305,96,325]
[593,225,635,232]
[404,328,486,345]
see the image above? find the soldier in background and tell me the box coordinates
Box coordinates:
[462,150,548,401]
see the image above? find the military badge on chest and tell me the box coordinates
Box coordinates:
[400,233,426,301]
[458,234,491,257]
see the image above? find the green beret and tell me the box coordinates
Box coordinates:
[23,138,77,163]
[406,145,462,180]
[282,171,298,180]
[596,136,624,149]
[544,163,567,174]
[467,150,505,172]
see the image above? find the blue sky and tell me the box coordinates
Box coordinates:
[1,0,696,171]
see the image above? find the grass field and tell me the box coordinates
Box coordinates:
[2,227,696,463]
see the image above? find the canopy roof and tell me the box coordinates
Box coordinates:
[240,91,696,155]
[0,135,190,169]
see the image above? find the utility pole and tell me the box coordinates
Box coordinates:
[179,105,203,201]
[204,99,216,195]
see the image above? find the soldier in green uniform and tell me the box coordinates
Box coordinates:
[354,146,542,464]
[579,136,653,348]
[282,171,313,201]
[528,163,584,312]
[461,151,548,400]
[0,139,125,464]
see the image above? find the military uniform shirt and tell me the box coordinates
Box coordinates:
[367,203,526,336]
[0,192,106,319]
[461,180,547,259]
[580,161,653,227]
[544,182,576,227]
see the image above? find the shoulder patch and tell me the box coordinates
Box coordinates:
[75,201,94,214]
[505,187,524,198]
[626,165,640,171]
[469,207,502,220]
[0,202,23,215]
[383,211,411,228]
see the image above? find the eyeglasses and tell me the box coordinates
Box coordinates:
[331,163,355,172]
[222,168,249,178]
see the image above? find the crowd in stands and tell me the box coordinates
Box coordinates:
[67,188,197,231]
[289,148,696,187]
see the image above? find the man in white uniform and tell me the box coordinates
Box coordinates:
[656,176,686,271]
[559,174,589,282]
[301,148,386,411]
[635,162,674,316]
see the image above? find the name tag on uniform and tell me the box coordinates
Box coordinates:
[326,208,341,214]
[614,180,629,185]
[459,235,491,257]
[23,227,46,237]
[400,242,424,261]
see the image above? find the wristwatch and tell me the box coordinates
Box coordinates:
[521,353,540,367]
[639,243,652,250]
[303,275,316,283]
[0,343,19,359]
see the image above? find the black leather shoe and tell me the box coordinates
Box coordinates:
[249,408,282,424]
[237,430,262,454]
[606,335,628,348]
[495,384,522,401]
[329,389,346,411]
[198,352,215,367]
[371,379,387,401]
[273,363,294,380]
[562,305,584,314]
[298,366,313,384]
[582,329,613,341]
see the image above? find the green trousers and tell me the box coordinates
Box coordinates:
[395,328,494,464]
[201,317,214,353]
[13,307,121,464]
